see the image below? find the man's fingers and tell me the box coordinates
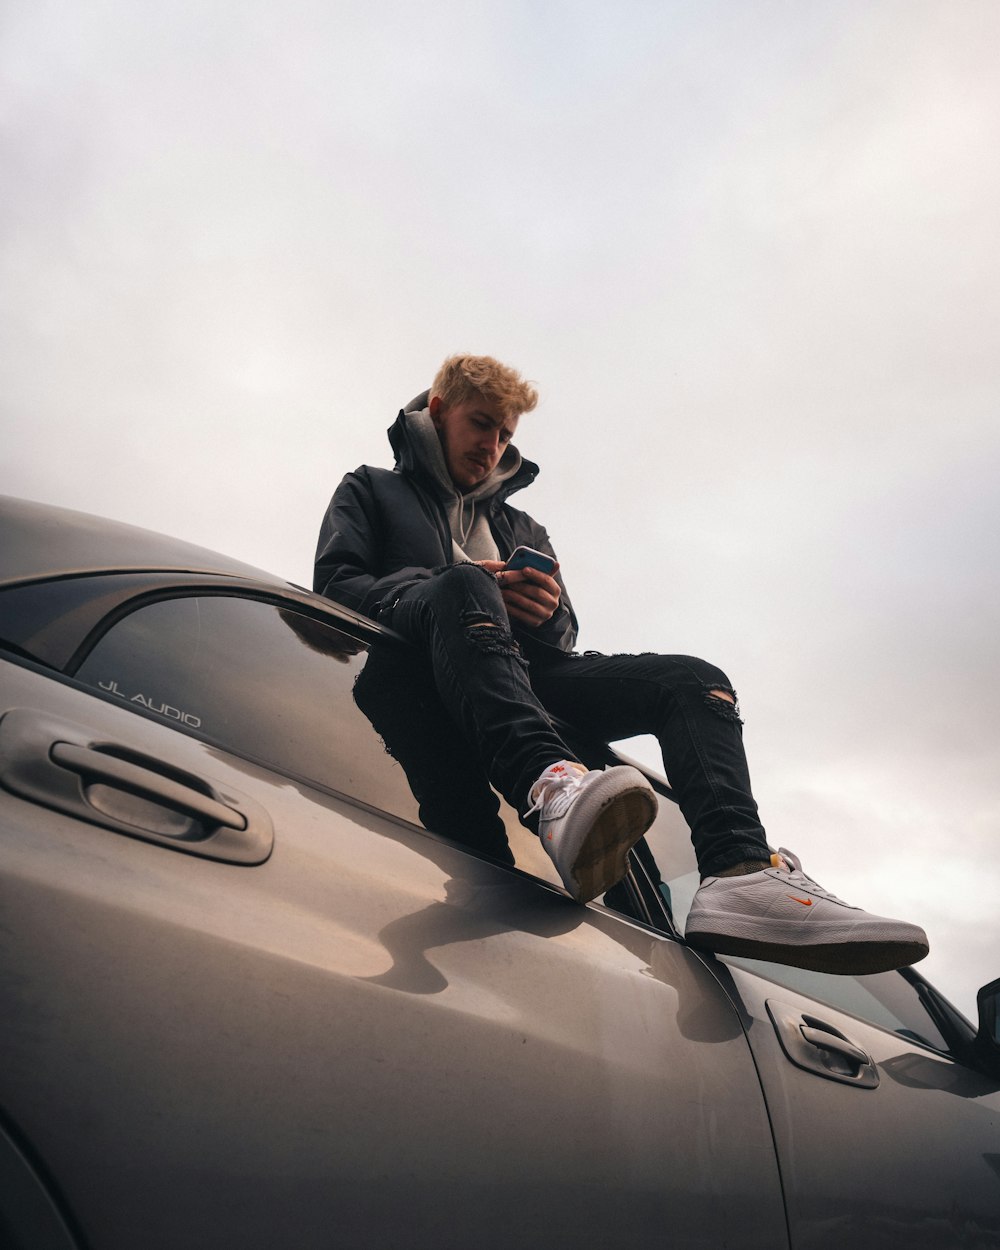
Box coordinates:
[501,585,558,625]
[504,603,536,626]
[503,583,555,608]
[518,566,560,590]
[499,567,560,599]
[492,564,561,627]
[506,603,548,626]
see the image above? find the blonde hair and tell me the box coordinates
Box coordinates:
[430,354,538,420]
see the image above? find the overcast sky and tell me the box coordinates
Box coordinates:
[3,0,998,1018]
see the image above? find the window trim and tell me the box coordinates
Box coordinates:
[0,570,396,673]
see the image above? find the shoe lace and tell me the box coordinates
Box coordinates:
[774,847,851,906]
[524,768,584,819]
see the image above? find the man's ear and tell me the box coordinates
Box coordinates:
[429,395,443,424]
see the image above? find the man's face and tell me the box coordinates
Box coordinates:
[429,394,519,492]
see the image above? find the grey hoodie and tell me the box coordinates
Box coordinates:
[401,391,523,563]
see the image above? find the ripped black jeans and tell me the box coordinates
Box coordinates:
[381,562,770,877]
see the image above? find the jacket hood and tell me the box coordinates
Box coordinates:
[387,390,540,504]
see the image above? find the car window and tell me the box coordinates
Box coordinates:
[65,591,569,884]
[723,956,952,1051]
[72,594,422,825]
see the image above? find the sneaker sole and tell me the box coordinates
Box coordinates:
[685,929,930,975]
[566,773,658,904]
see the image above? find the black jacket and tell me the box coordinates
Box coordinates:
[314,410,578,653]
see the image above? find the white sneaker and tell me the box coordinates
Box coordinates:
[526,762,658,904]
[685,848,929,974]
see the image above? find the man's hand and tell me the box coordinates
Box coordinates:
[476,559,562,628]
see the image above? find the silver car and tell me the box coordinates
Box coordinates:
[1,494,998,1250]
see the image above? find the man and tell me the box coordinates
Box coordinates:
[315,354,929,974]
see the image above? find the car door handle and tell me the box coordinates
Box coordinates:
[799,1024,872,1069]
[50,742,248,831]
[767,999,880,1088]
[0,708,273,865]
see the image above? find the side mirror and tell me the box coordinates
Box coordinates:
[973,976,1000,1078]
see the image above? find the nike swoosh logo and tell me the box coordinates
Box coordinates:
[788,895,814,906]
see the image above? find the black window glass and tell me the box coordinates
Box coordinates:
[74,595,421,824]
[723,956,951,1052]
[640,809,702,931]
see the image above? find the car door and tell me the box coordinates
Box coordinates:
[1,573,790,1249]
[639,821,1000,1249]
[722,960,1000,1249]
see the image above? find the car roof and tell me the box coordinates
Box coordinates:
[0,495,294,590]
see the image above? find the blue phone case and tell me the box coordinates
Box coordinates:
[506,547,555,574]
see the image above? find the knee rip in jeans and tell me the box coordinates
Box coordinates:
[460,610,527,665]
[704,684,742,722]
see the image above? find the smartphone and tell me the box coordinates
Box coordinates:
[505,545,556,575]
